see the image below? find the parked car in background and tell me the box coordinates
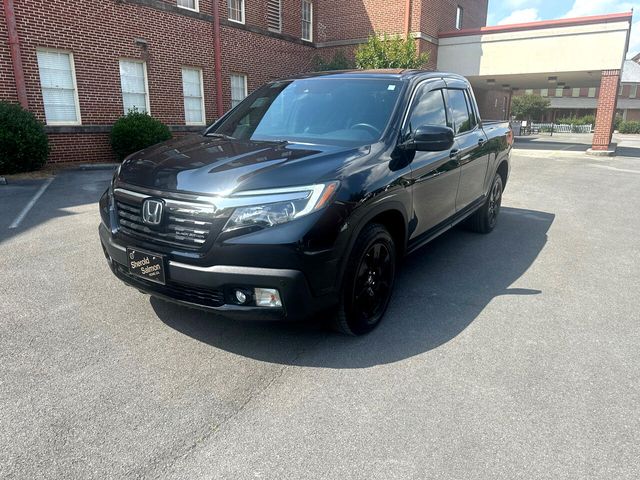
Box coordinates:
[100,70,512,335]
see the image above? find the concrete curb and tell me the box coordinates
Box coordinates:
[586,148,616,157]
[72,163,120,171]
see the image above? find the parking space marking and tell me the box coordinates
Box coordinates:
[8,177,55,229]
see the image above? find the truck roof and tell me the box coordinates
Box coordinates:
[275,69,468,83]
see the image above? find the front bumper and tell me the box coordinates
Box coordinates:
[99,224,329,321]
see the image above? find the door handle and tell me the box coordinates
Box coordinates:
[449,149,460,159]
[478,138,487,145]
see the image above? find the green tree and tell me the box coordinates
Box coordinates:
[355,33,430,70]
[510,94,550,123]
[313,51,353,71]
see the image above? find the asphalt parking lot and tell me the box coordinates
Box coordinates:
[1,144,639,479]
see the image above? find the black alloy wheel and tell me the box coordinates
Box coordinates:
[335,223,396,335]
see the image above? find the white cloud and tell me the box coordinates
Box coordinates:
[504,0,540,8]
[497,8,541,25]
[564,0,636,18]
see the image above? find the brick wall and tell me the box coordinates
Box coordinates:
[592,69,620,150]
[1,0,490,165]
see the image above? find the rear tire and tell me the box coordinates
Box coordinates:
[333,223,396,335]
[466,173,503,234]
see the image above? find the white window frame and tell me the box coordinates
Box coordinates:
[176,0,199,12]
[228,0,245,24]
[540,88,548,97]
[302,0,313,41]
[631,85,638,99]
[588,87,596,98]
[182,67,206,126]
[119,59,151,115]
[230,73,248,108]
[572,88,580,98]
[456,6,463,30]
[36,48,82,126]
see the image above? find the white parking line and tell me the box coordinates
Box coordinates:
[8,177,55,229]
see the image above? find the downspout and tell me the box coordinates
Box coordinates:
[212,0,224,118]
[404,0,411,38]
[3,0,28,108]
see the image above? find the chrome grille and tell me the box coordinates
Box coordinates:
[114,190,216,250]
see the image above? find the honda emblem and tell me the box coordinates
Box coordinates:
[142,199,164,226]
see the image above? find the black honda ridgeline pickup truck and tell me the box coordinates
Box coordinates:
[100,70,512,335]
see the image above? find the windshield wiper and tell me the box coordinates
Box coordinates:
[206,133,236,140]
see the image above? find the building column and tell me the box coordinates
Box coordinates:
[591,70,620,151]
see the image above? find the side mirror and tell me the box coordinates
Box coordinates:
[400,125,455,152]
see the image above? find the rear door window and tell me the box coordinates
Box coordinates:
[446,89,473,135]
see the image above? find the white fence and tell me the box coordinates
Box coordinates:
[530,123,593,134]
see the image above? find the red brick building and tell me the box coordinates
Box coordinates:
[1,0,488,164]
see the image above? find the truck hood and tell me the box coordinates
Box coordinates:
[116,135,369,195]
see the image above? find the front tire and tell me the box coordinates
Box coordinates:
[334,223,396,335]
[466,173,503,234]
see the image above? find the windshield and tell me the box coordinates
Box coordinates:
[208,78,403,146]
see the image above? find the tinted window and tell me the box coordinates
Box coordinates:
[408,88,447,132]
[447,89,472,134]
[210,78,403,147]
[464,91,478,130]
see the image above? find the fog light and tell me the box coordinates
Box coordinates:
[235,289,249,304]
[254,288,282,307]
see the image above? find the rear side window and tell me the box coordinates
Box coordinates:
[464,90,478,130]
[447,89,473,135]
[407,87,447,133]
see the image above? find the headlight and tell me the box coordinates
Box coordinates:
[223,182,338,232]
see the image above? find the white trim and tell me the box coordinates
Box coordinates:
[119,58,151,115]
[230,73,248,108]
[228,0,245,24]
[182,66,206,126]
[176,0,199,12]
[301,0,313,42]
[36,48,82,126]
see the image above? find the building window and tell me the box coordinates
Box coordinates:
[631,85,638,99]
[230,74,247,108]
[228,0,245,24]
[177,0,198,11]
[540,88,548,97]
[555,88,563,97]
[525,89,533,95]
[302,0,313,41]
[572,88,580,97]
[119,59,150,114]
[36,49,81,125]
[182,67,205,125]
[588,87,596,98]
[456,6,463,30]
[267,0,282,32]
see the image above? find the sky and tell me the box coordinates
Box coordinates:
[487,0,639,57]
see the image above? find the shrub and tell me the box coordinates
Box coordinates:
[110,110,172,161]
[619,120,640,134]
[355,33,430,70]
[313,51,353,71]
[614,115,624,131]
[557,115,595,126]
[0,102,49,174]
